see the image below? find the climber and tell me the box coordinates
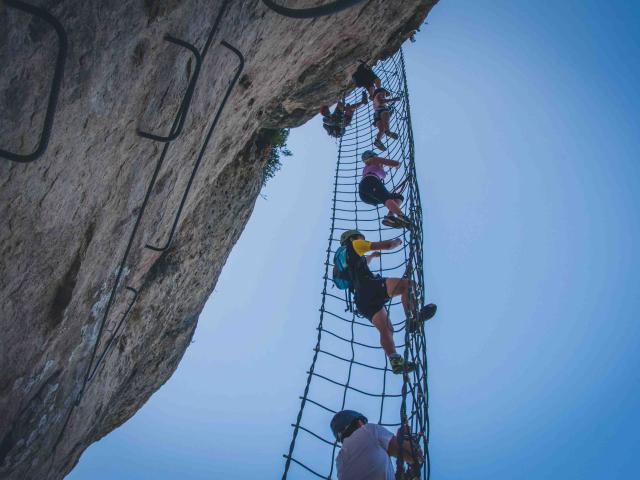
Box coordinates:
[331,410,424,480]
[372,87,400,151]
[352,62,382,99]
[358,150,411,229]
[338,229,437,374]
[321,91,368,138]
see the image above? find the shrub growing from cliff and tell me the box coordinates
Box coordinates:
[259,128,292,187]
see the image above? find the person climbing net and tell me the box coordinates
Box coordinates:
[330,410,424,480]
[334,229,437,374]
[321,92,368,138]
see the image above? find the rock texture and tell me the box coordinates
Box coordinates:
[0,1,437,478]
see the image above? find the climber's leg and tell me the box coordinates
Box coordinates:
[371,308,414,373]
[375,119,385,141]
[384,198,403,217]
[371,308,396,356]
[374,119,386,150]
[381,111,393,138]
[386,277,437,333]
[386,277,410,311]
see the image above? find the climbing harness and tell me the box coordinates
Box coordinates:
[282,49,432,479]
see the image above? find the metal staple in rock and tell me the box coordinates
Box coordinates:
[0,0,67,163]
[261,0,366,19]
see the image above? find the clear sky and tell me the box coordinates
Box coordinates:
[68,1,640,478]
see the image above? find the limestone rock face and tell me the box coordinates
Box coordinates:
[0,1,437,478]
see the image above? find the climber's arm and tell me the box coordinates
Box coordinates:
[387,435,423,463]
[365,156,400,168]
[346,93,368,113]
[365,251,381,264]
[369,238,401,251]
[353,238,400,256]
[388,426,424,464]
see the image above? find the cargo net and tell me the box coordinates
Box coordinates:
[282,49,431,479]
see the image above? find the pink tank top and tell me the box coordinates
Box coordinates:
[362,162,386,180]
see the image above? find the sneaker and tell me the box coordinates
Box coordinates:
[386,131,399,140]
[390,354,416,374]
[374,139,386,151]
[405,463,422,480]
[395,214,414,229]
[382,215,402,228]
[419,303,437,321]
[408,303,437,333]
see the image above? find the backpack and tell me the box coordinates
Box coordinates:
[332,245,351,290]
[333,245,357,313]
[323,123,343,138]
[323,114,346,138]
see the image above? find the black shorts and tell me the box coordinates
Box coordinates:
[352,64,379,89]
[372,107,392,126]
[355,278,390,321]
[359,175,404,206]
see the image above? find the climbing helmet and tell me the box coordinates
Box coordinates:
[373,87,390,97]
[340,229,363,245]
[330,410,368,442]
[361,150,376,162]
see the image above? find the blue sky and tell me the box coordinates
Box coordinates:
[69,1,640,478]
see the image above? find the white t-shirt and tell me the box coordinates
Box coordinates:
[336,423,395,480]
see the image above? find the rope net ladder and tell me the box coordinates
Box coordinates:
[282,49,432,479]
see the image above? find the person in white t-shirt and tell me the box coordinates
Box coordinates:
[331,410,423,480]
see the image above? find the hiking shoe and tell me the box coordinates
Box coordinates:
[382,215,402,228]
[420,303,437,321]
[390,354,416,374]
[386,131,399,140]
[395,214,414,229]
[374,139,386,151]
[405,463,422,480]
[408,303,438,334]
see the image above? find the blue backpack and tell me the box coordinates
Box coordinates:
[332,245,352,290]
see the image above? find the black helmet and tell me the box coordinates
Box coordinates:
[373,87,389,97]
[330,410,368,442]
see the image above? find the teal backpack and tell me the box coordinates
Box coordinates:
[333,245,355,312]
[332,245,351,290]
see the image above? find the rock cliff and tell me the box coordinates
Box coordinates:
[0,1,437,478]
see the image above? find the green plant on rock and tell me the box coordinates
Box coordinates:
[259,128,292,187]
